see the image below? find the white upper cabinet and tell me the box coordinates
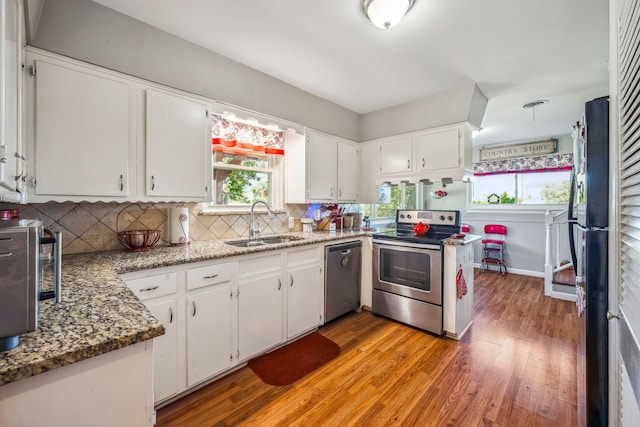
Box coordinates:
[24,49,212,202]
[285,129,359,203]
[415,126,473,182]
[337,140,358,202]
[416,129,460,172]
[357,140,380,204]
[32,60,131,197]
[0,0,23,202]
[363,123,473,185]
[379,137,413,175]
[145,89,210,199]
[306,131,337,201]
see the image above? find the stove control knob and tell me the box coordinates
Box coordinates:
[439,215,445,221]
[407,214,411,219]
[399,214,405,219]
[447,215,453,221]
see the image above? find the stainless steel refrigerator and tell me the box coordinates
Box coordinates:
[568,96,609,426]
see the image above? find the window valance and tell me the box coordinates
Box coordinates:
[212,115,285,156]
[473,153,573,176]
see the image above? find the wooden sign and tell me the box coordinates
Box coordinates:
[479,139,557,161]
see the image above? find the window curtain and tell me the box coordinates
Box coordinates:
[212,115,285,155]
[473,153,573,176]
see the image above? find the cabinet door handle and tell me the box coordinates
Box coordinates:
[151,175,155,191]
[119,174,124,191]
[192,301,197,317]
[203,274,218,279]
[139,285,159,292]
[290,275,294,287]
[169,307,173,324]
[14,154,29,182]
[330,187,333,197]
[339,188,342,198]
[422,158,425,168]
[278,278,282,290]
[407,160,411,169]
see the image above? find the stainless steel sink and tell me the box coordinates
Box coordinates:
[224,235,305,248]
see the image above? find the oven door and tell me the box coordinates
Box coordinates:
[372,240,442,305]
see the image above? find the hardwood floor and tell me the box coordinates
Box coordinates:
[157,270,578,426]
[552,267,576,286]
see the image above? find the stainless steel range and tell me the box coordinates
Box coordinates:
[372,209,460,335]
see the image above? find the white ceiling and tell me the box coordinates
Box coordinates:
[90,0,609,146]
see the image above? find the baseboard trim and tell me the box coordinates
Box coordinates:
[473,263,544,278]
[549,291,577,302]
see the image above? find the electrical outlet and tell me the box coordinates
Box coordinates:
[288,216,295,229]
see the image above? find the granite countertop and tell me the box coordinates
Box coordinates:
[442,233,482,246]
[0,230,369,387]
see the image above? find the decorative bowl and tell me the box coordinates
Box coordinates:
[117,230,161,252]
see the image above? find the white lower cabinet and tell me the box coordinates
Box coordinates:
[186,284,231,387]
[286,247,322,339]
[146,300,178,402]
[123,271,179,403]
[122,262,233,406]
[238,254,283,361]
[121,243,326,406]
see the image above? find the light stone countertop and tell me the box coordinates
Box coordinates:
[0,230,369,386]
[442,234,482,246]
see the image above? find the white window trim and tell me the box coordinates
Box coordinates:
[469,169,571,209]
[201,155,285,214]
[466,203,568,214]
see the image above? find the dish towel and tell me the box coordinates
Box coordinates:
[456,264,468,299]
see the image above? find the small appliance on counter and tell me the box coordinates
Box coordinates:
[0,219,62,351]
[167,206,190,246]
[301,217,314,233]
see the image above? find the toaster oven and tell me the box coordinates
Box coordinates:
[0,219,62,351]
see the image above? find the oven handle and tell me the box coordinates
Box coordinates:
[372,239,441,251]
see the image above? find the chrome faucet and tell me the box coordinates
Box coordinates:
[250,200,275,238]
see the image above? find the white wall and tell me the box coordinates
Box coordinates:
[473,133,574,161]
[359,84,487,141]
[30,0,360,141]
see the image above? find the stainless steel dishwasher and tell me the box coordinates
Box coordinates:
[324,240,362,323]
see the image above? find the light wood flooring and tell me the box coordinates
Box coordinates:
[157,270,578,426]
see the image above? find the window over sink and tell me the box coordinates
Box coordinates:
[209,113,286,208]
[212,150,280,206]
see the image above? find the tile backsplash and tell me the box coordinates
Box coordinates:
[0,202,359,254]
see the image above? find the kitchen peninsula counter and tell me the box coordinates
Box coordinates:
[443,234,481,340]
[0,230,369,387]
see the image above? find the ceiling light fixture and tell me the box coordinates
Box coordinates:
[522,99,549,121]
[364,0,415,30]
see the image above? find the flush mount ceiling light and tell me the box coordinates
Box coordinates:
[364,0,415,30]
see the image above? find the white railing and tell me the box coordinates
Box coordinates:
[544,209,576,301]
